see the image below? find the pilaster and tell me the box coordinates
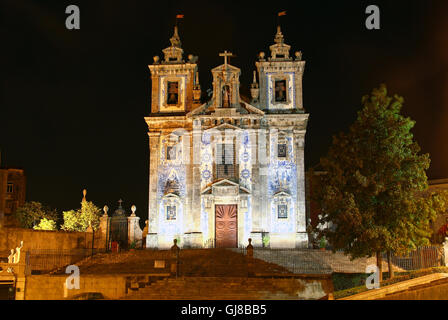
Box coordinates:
[148,132,161,235]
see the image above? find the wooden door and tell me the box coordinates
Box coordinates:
[215,205,238,248]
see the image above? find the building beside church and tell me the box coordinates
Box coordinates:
[0,167,26,227]
[145,25,309,249]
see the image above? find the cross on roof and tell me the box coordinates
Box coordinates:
[219,50,234,67]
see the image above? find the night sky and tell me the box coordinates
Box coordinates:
[2,0,448,225]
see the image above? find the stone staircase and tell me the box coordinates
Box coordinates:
[123,277,305,300]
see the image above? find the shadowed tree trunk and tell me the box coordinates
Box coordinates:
[376,251,383,282]
[387,250,394,279]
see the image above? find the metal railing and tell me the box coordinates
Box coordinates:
[381,246,444,271]
[22,248,107,273]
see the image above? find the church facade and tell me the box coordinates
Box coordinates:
[145,25,309,249]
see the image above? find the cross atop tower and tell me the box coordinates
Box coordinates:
[219,50,234,67]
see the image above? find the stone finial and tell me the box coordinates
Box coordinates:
[250,71,259,101]
[86,220,93,233]
[82,189,87,202]
[193,70,201,102]
[103,205,109,216]
[153,55,160,64]
[8,249,14,263]
[247,238,254,258]
[274,25,284,44]
[170,25,182,48]
[131,205,137,216]
[171,239,180,256]
[295,51,302,60]
[13,241,23,263]
[259,52,265,60]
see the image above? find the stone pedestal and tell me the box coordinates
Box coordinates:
[128,213,143,248]
[146,233,158,249]
[295,232,309,248]
[183,232,203,248]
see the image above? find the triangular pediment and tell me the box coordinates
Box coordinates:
[273,191,291,198]
[188,101,264,118]
[204,123,242,132]
[211,64,240,73]
[162,192,180,199]
[201,179,251,195]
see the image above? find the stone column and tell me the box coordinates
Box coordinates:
[294,129,308,248]
[128,205,143,248]
[257,128,270,231]
[147,132,161,248]
[189,120,203,247]
[444,238,448,266]
[99,207,110,250]
[249,128,262,246]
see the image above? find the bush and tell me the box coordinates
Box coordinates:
[33,218,57,231]
[333,267,448,299]
[14,202,58,228]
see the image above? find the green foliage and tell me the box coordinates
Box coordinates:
[129,241,137,249]
[33,218,57,230]
[262,234,270,247]
[319,236,327,249]
[333,267,448,299]
[61,200,102,232]
[332,273,370,291]
[14,201,58,229]
[312,84,438,260]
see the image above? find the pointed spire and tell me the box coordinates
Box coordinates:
[170,25,182,48]
[274,25,284,44]
[195,70,200,86]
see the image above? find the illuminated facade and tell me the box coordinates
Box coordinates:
[145,26,309,248]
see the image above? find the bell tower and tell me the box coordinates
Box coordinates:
[256,26,305,112]
[148,26,201,114]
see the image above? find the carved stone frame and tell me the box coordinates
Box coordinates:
[159,76,184,112]
[270,74,291,106]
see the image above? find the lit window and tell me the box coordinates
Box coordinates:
[216,144,235,179]
[167,81,179,105]
[167,205,177,220]
[278,204,288,219]
[6,183,13,193]
[278,144,287,158]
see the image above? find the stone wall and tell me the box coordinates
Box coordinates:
[25,275,127,300]
[0,227,105,252]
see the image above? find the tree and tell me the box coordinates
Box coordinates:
[33,218,57,230]
[312,84,442,281]
[14,201,58,229]
[61,199,102,232]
